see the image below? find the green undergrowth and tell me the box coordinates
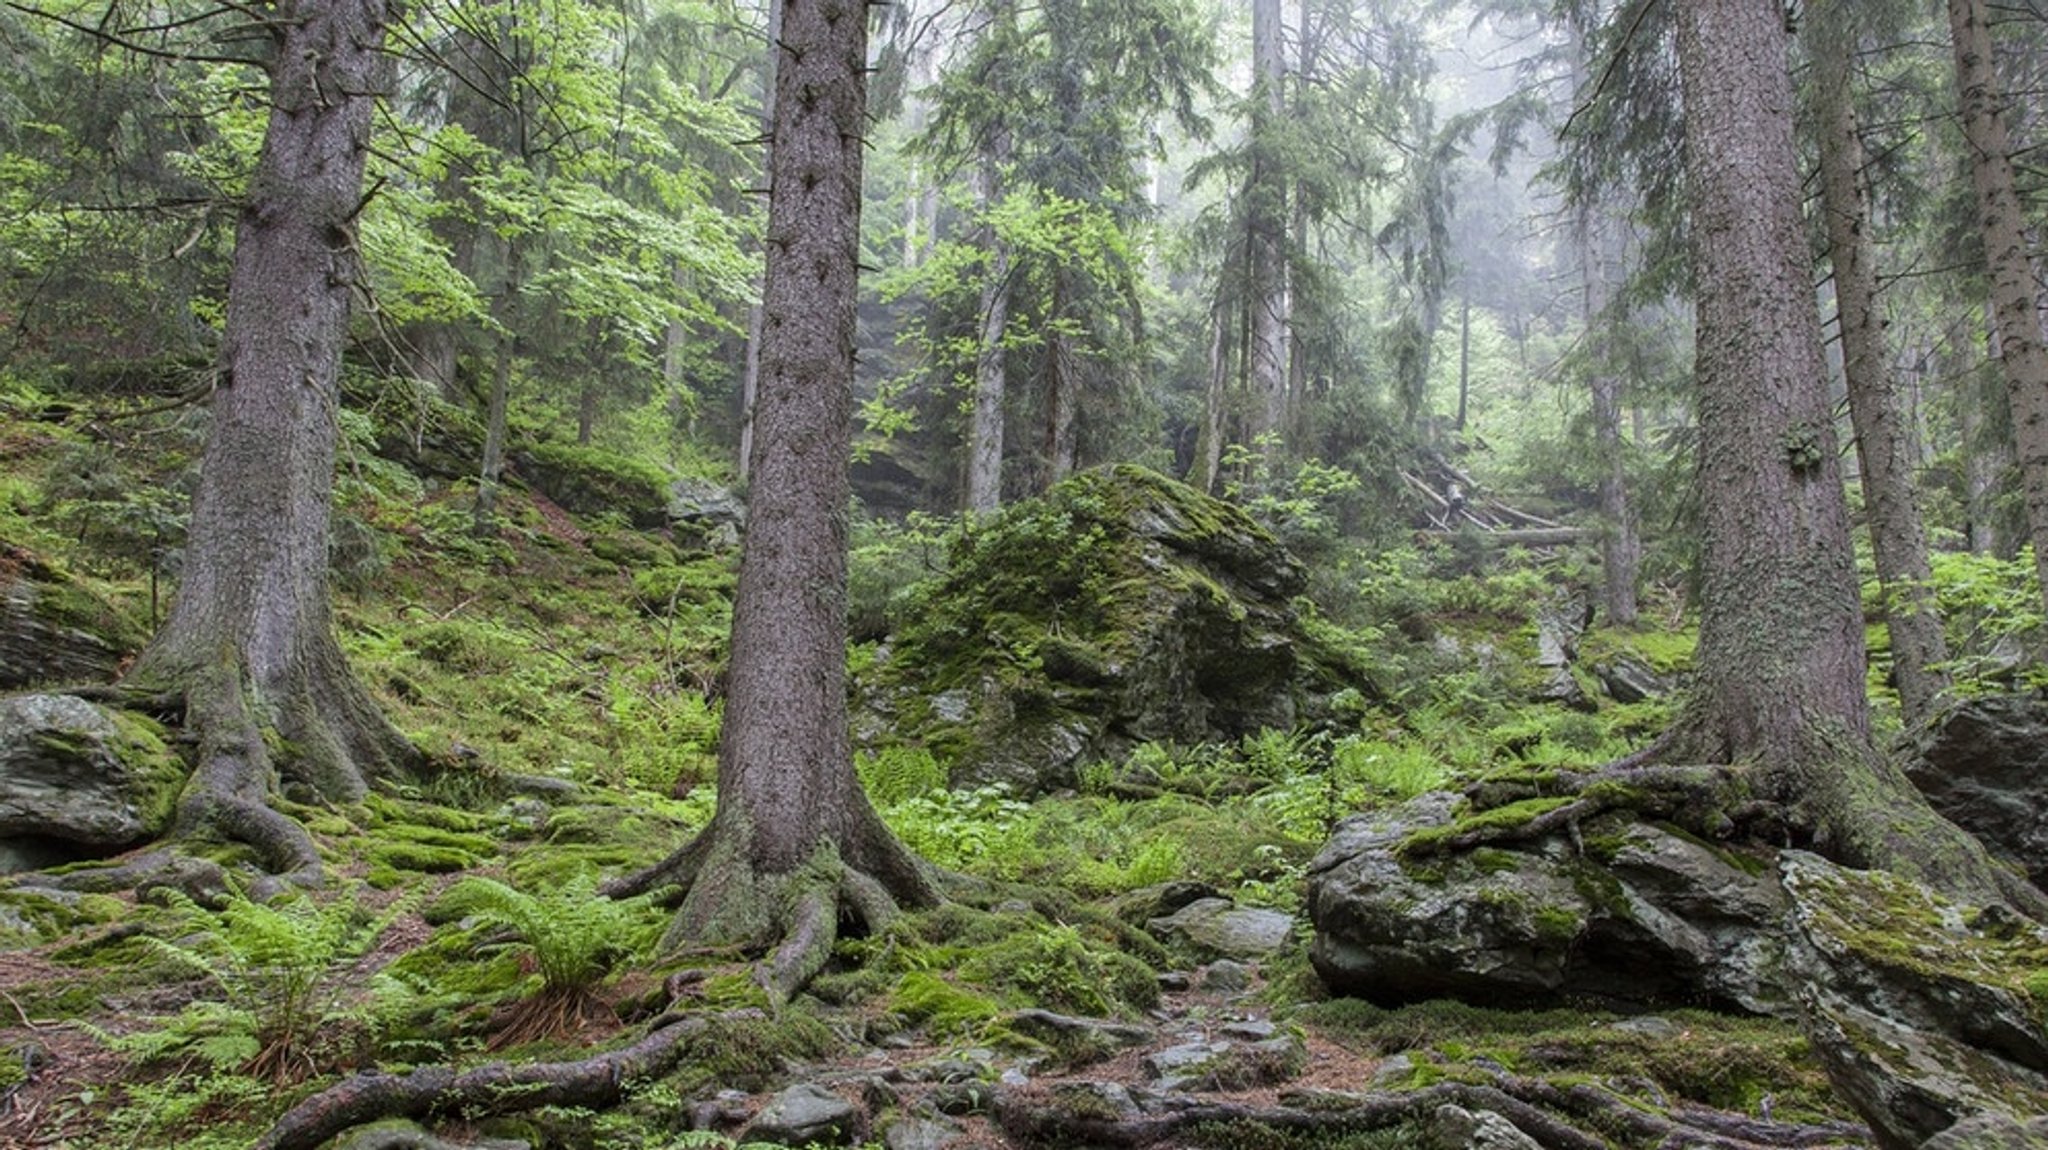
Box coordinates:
[1287,998,1847,1121]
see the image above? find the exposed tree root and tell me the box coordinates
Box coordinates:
[994,1074,1868,1150]
[484,987,614,1053]
[254,1012,733,1150]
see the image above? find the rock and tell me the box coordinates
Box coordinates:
[881,1115,960,1150]
[1919,1113,2048,1150]
[1199,960,1254,993]
[1594,656,1669,704]
[1006,1009,1154,1063]
[1142,1033,1306,1092]
[1306,792,1785,1011]
[0,553,141,691]
[743,1083,862,1147]
[331,1121,531,1150]
[0,694,182,859]
[1147,898,1293,960]
[667,477,747,549]
[1780,851,2048,1150]
[852,466,1371,795]
[1609,1016,1682,1041]
[1431,1104,1544,1150]
[1111,880,1224,927]
[1370,1053,1418,1088]
[1532,598,1592,710]
[1909,692,2048,888]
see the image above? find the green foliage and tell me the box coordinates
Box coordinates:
[117,889,412,1083]
[433,873,658,996]
[857,745,947,807]
[1928,548,2047,690]
[882,784,1038,875]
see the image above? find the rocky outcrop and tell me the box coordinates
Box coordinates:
[1305,787,1785,1013]
[1909,692,2048,888]
[853,466,1373,794]
[0,549,142,691]
[1779,851,2048,1150]
[666,477,746,550]
[0,693,183,866]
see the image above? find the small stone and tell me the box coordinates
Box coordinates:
[1200,960,1253,992]
[882,1115,960,1150]
[1431,1103,1544,1150]
[1149,899,1294,960]
[1371,1053,1417,1088]
[1220,1019,1277,1040]
[1157,971,1192,992]
[744,1083,861,1147]
[1611,1016,1682,1041]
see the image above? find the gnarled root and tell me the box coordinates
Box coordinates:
[253,1012,728,1150]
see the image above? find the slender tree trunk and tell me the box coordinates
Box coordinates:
[473,238,518,534]
[1568,15,1639,628]
[1813,20,1950,726]
[124,0,420,879]
[966,148,1010,514]
[1455,295,1470,433]
[1669,0,2012,905]
[1246,0,1288,446]
[1188,300,1229,494]
[614,0,935,990]
[1045,271,1079,486]
[736,0,784,484]
[1949,0,2048,616]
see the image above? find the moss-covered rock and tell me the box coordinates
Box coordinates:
[0,694,184,863]
[855,466,1374,793]
[512,443,672,529]
[0,547,145,690]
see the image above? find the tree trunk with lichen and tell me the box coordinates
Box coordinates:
[607,0,937,996]
[111,0,421,883]
[1667,0,2022,910]
[1811,18,1951,729]
[1948,0,2048,620]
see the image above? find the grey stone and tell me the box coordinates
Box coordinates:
[1142,1033,1305,1092]
[1610,1016,1682,1041]
[330,1121,532,1150]
[1370,1053,1418,1088]
[1200,960,1253,992]
[882,1115,960,1150]
[1148,898,1293,960]
[0,694,176,853]
[1306,793,1785,1012]
[1594,656,1669,704]
[1007,1009,1154,1052]
[666,477,746,533]
[0,565,137,691]
[1431,1104,1544,1150]
[1910,692,2048,889]
[1919,1113,2048,1150]
[1780,851,2048,1150]
[744,1083,861,1147]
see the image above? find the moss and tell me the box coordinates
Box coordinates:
[365,840,481,875]
[1397,797,1572,858]
[892,971,1001,1035]
[106,708,184,835]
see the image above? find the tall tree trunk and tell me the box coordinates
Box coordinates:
[736,0,784,484]
[1188,300,1229,494]
[473,238,518,535]
[1668,0,2011,905]
[1949,0,2048,617]
[966,154,1010,514]
[1813,19,1951,727]
[1044,271,1079,486]
[1455,294,1470,433]
[1568,14,1639,628]
[611,0,936,994]
[1246,0,1288,446]
[124,0,420,880]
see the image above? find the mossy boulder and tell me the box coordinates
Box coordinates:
[855,465,1368,793]
[1780,850,2048,1150]
[0,548,144,690]
[1909,691,2048,890]
[0,694,183,865]
[1305,789,1786,1012]
[512,442,672,529]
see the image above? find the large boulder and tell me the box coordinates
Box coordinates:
[1779,851,2048,1150]
[1909,692,2048,889]
[0,549,143,691]
[0,694,183,865]
[853,466,1372,793]
[1306,786,1786,1013]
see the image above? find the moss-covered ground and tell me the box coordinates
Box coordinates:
[0,384,1997,1148]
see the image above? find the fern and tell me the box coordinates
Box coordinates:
[125,889,415,1083]
[437,872,654,996]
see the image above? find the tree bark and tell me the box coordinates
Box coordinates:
[1812,18,1951,727]
[1948,0,2048,617]
[1568,14,1639,628]
[122,0,421,879]
[1246,0,1288,447]
[1669,0,2014,907]
[612,0,937,991]
[966,146,1010,514]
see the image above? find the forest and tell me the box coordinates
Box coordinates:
[2,0,2047,1146]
